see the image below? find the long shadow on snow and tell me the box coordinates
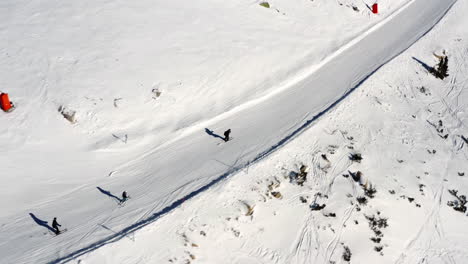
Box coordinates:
[96,187,122,203]
[412,57,433,72]
[30,213,56,233]
[205,128,225,141]
[48,4,456,263]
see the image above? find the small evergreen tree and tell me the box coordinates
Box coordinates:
[430,55,449,80]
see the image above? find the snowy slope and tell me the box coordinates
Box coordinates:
[1,0,408,218]
[0,0,460,263]
[81,0,468,263]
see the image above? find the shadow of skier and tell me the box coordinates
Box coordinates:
[205,128,225,141]
[96,187,122,203]
[29,213,56,233]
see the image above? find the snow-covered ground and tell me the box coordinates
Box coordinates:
[80,1,468,263]
[1,0,408,217]
[1,0,466,263]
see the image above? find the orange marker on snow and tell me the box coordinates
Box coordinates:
[0,93,13,112]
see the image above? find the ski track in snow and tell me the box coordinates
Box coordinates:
[394,39,468,264]
[289,215,316,264]
[395,156,448,264]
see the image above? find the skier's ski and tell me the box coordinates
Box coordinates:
[217,137,234,145]
[118,197,131,207]
[57,228,68,235]
[50,228,68,236]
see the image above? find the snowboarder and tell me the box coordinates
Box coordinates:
[52,217,61,235]
[223,129,231,142]
[121,191,129,203]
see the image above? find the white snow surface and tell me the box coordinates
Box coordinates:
[1,0,467,263]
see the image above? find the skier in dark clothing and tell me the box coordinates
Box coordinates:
[223,129,231,142]
[122,191,128,202]
[52,217,61,235]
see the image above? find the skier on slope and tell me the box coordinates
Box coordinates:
[223,129,231,142]
[52,217,61,235]
[121,191,129,202]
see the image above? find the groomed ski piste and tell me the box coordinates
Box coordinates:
[1,0,467,263]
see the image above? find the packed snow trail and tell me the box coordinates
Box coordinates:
[2,0,456,263]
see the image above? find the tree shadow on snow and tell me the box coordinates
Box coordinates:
[412,57,433,72]
[29,213,55,233]
[96,187,122,203]
[205,128,224,141]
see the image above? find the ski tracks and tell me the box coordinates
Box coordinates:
[287,142,355,264]
[323,204,355,263]
[395,47,468,263]
[394,153,453,264]
[288,215,317,264]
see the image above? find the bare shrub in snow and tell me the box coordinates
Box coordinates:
[366,213,388,249]
[356,196,368,205]
[324,212,336,217]
[366,214,388,230]
[447,189,467,213]
[363,183,377,198]
[342,245,352,261]
[299,196,308,203]
[349,153,363,162]
[374,245,383,252]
